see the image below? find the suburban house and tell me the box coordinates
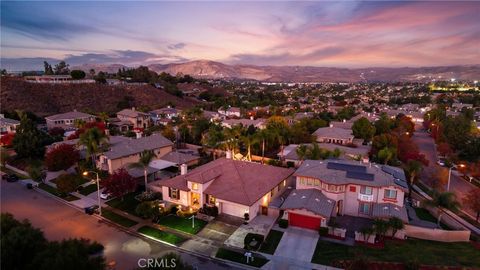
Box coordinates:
[149,157,295,219]
[116,108,151,130]
[277,159,408,230]
[97,133,173,174]
[218,106,241,118]
[150,107,181,125]
[221,118,266,129]
[313,125,354,145]
[0,115,20,136]
[24,75,95,84]
[45,110,96,130]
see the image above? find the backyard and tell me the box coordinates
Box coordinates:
[157,214,207,235]
[311,238,480,268]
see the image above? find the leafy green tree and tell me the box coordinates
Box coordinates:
[129,150,156,191]
[54,61,70,75]
[43,61,54,75]
[374,113,394,135]
[78,127,108,168]
[95,71,107,84]
[70,70,86,79]
[423,191,460,226]
[1,213,47,270]
[12,112,50,159]
[352,117,376,143]
[377,147,396,165]
[373,219,389,242]
[56,173,84,195]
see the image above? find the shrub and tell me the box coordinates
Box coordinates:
[136,201,154,219]
[286,161,295,168]
[135,191,162,202]
[200,204,218,217]
[176,208,195,218]
[70,70,86,79]
[244,233,264,250]
[319,227,329,236]
[278,219,288,228]
[87,241,104,255]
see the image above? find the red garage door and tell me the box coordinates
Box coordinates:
[289,212,321,230]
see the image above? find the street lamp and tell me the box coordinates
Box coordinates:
[83,171,102,215]
[447,166,452,192]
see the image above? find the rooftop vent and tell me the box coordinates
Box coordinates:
[315,198,320,202]
[301,196,306,199]
[327,200,332,203]
[383,206,389,210]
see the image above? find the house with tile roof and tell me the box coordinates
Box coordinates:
[149,157,294,219]
[313,125,354,145]
[45,110,95,130]
[116,107,151,129]
[0,115,20,136]
[274,159,408,230]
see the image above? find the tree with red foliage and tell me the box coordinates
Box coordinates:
[45,144,80,171]
[67,122,106,140]
[397,134,429,166]
[102,168,137,201]
[394,115,415,135]
[0,133,15,146]
[437,142,453,158]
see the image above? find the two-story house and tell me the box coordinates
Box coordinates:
[97,133,173,174]
[218,107,241,118]
[150,107,181,125]
[45,110,96,130]
[149,157,294,219]
[116,108,151,130]
[278,159,408,230]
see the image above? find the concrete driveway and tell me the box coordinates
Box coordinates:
[274,227,319,262]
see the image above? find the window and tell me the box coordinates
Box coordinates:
[328,185,336,192]
[359,202,371,215]
[384,189,397,199]
[299,178,306,185]
[314,179,320,187]
[360,186,373,195]
[307,178,313,186]
[208,195,216,204]
[191,183,198,191]
[169,188,180,200]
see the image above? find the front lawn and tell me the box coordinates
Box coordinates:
[102,209,138,228]
[157,215,207,235]
[216,248,269,268]
[38,183,79,201]
[106,191,142,216]
[311,239,480,268]
[259,230,284,254]
[137,226,186,245]
[79,183,98,196]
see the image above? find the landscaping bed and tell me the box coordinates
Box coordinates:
[106,191,142,216]
[157,214,207,235]
[259,230,284,254]
[137,226,186,245]
[311,238,480,268]
[102,209,138,228]
[38,183,79,201]
[215,248,269,268]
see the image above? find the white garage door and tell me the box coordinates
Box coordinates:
[221,202,248,218]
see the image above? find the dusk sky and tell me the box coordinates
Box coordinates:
[1,1,479,70]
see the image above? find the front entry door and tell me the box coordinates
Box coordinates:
[261,206,268,215]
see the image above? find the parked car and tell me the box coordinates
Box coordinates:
[2,174,19,182]
[85,205,99,215]
[100,191,112,200]
[436,160,446,167]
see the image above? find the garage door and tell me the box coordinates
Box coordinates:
[289,212,321,230]
[221,202,247,218]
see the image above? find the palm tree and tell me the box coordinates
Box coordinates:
[296,144,308,164]
[129,150,156,191]
[388,217,404,238]
[78,127,109,169]
[241,134,257,161]
[422,190,460,227]
[359,226,374,243]
[403,160,423,198]
[223,127,241,159]
[255,129,271,164]
[373,219,389,242]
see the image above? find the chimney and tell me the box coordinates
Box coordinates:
[226,150,232,159]
[132,107,136,111]
[180,164,188,175]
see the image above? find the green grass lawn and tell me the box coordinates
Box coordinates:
[79,183,98,196]
[101,209,138,228]
[259,230,284,254]
[38,183,79,201]
[137,226,186,245]
[216,248,269,268]
[157,215,207,235]
[311,239,480,268]
[106,191,142,216]
[414,207,437,223]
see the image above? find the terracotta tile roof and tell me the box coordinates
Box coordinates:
[154,158,294,206]
[280,189,335,218]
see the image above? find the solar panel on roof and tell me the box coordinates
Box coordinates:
[327,162,367,173]
[346,171,374,181]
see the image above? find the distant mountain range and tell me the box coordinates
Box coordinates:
[71,60,479,83]
[4,58,479,82]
